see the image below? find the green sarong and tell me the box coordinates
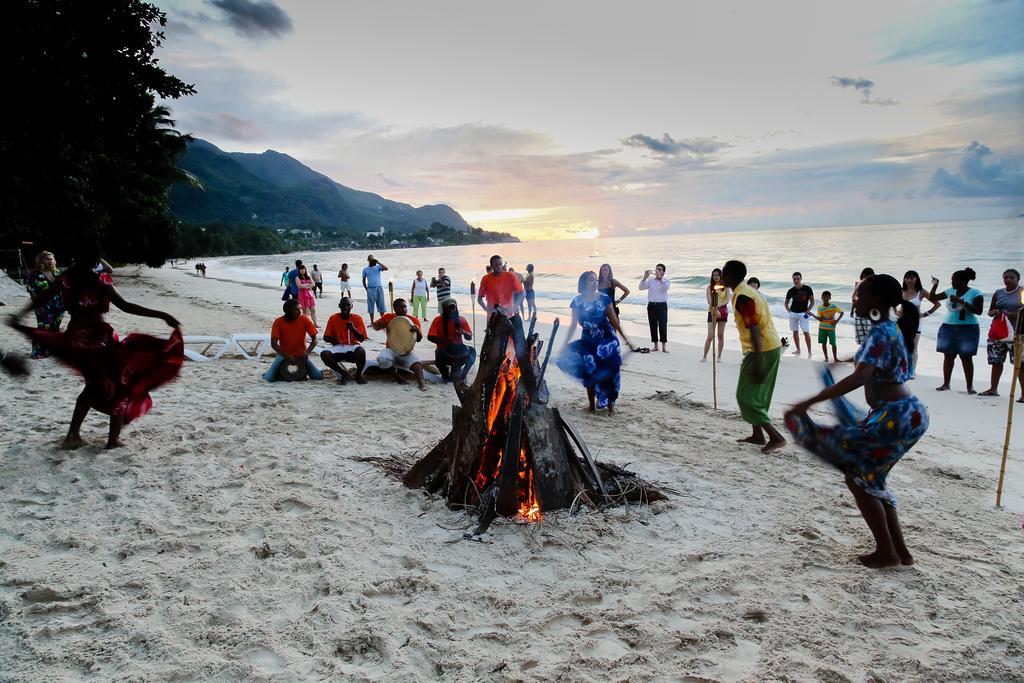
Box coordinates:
[736,346,782,425]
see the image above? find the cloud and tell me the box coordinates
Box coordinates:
[208,0,293,39]
[830,75,899,106]
[621,133,730,158]
[376,173,403,187]
[928,142,1024,198]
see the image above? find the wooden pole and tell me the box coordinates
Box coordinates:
[470,280,477,351]
[995,304,1024,507]
[388,278,394,312]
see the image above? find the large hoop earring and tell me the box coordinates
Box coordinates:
[869,308,882,321]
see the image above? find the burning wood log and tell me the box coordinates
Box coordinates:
[404,310,666,529]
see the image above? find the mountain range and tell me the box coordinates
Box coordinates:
[168,139,472,234]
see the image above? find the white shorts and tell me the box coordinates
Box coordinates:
[329,344,360,354]
[376,348,421,371]
[789,312,810,333]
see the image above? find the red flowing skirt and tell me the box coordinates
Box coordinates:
[19,322,183,424]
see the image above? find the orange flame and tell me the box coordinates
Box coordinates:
[473,338,542,522]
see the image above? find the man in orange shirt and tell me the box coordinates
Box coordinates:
[428,298,475,386]
[264,299,322,381]
[319,296,368,385]
[478,253,526,350]
[372,298,427,391]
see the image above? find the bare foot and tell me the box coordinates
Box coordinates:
[418,384,428,392]
[607,404,615,416]
[857,550,901,569]
[935,385,950,391]
[394,375,408,385]
[966,389,977,395]
[761,437,786,454]
[661,347,669,353]
[899,552,914,566]
[355,375,367,385]
[61,435,85,450]
[737,435,767,445]
[978,389,998,396]
[588,404,596,413]
[701,357,707,363]
[105,439,126,450]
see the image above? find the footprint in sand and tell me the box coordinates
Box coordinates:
[274,498,310,515]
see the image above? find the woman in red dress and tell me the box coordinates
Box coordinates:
[8,244,183,449]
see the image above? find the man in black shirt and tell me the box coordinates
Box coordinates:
[785,271,814,357]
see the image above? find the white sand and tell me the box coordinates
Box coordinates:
[1,266,1023,681]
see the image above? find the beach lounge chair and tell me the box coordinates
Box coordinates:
[181,335,233,362]
[229,333,272,361]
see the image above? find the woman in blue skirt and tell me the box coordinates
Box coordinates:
[785,274,928,568]
[557,271,636,414]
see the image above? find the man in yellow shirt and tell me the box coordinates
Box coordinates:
[722,260,786,453]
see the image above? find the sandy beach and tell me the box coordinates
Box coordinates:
[1,265,1023,681]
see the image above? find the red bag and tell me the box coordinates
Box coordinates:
[988,313,1010,342]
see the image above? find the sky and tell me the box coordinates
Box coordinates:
[156,0,1024,240]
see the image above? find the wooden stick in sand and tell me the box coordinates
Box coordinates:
[470,279,477,351]
[711,284,725,411]
[995,300,1024,507]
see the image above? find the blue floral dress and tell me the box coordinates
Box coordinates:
[785,321,929,508]
[27,269,65,359]
[556,293,621,408]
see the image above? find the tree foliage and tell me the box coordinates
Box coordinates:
[1,0,194,266]
[174,223,290,259]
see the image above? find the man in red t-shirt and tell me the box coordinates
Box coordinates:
[320,296,368,385]
[477,254,524,318]
[477,253,526,352]
[371,298,427,391]
[428,298,476,386]
[264,299,322,381]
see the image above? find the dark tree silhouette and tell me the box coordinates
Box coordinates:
[1,0,194,266]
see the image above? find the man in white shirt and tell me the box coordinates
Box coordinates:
[640,263,670,352]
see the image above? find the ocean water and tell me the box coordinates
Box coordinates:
[208,218,1022,374]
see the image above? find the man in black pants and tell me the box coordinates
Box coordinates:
[640,263,670,352]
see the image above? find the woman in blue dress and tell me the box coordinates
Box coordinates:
[785,274,928,568]
[26,251,65,359]
[557,271,636,414]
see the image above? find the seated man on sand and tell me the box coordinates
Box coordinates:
[320,296,368,385]
[428,297,475,386]
[264,299,323,381]
[372,298,427,391]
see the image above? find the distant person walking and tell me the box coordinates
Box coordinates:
[311,265,323,298]
[597,263,629,317]
[785,272,814,357]
[524,264,538,320]
[509,267,526,318]
[296,264,318,328]
[280,266,290,298]
[640,264,670,352]
[702,267,729,362]
[411,270,430,321]
[338,263,352,299]
[929,267,984,394]
[722,260,786,453]
[282,259,302,302]
[26,251,65,359]
[852,267,875,346]
[361,255,389,323]
[431,267,452,316]
[980,268,1023,399]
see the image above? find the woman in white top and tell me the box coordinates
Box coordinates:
[410,270,430,321]
[900,270,938,378]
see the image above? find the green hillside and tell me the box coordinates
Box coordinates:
[168,139,472,234]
